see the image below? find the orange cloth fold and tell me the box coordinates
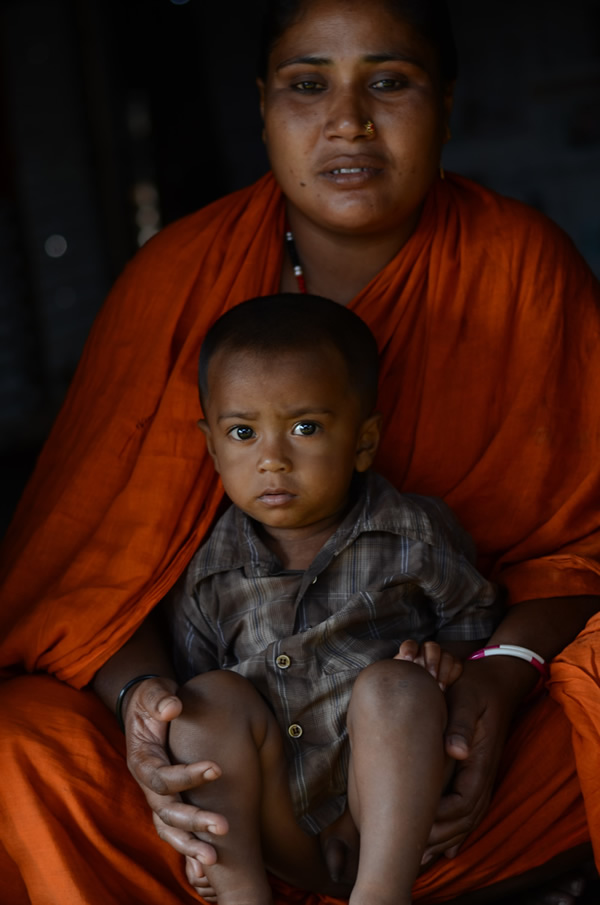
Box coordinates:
[1,171,599,902]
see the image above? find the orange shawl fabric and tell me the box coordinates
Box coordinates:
[1,171,599,904]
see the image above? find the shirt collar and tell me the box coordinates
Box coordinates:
[192,471,437,580]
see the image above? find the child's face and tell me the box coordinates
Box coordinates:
[199,345,381,537]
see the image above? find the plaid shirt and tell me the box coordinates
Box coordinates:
[168,472,500,833]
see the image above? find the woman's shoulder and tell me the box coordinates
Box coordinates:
[445,172,573,248]
[125,171,281,269]
[442,172,595,288]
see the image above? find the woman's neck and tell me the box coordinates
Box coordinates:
[282,204,423,305]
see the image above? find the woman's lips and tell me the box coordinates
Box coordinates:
[320,154,383,186]
[321,165,383,186]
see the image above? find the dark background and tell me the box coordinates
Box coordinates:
[1,0,599,534]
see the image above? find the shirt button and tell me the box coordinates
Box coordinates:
[288,723,303,739]
[276,654,291,669]
[311,576,318,584]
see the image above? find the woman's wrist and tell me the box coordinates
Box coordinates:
[90,608,177,716]
[116,674,162,731]
[120,674,180,733]
[460,653,539,708]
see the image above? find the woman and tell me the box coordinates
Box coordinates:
[1,1,599,903]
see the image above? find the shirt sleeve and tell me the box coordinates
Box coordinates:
[163,566,220,684]
[406,496,503,642]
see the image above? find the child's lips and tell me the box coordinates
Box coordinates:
[257,489,296,506]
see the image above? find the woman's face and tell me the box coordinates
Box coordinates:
[258,0,453,241]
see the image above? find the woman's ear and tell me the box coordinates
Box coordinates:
[354,413,382,473]
[197,419,220,474]
[256,79,267,143]
[257,78,266,123]
[442,80,455,144]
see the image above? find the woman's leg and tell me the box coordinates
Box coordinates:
[0,674,201,905]
[345,659,452,905]
[168,670,349,905]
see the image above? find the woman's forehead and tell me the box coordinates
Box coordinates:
[273,0,416,41]
[264,0,442,76]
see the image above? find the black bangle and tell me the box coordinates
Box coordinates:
[115,674,160,732]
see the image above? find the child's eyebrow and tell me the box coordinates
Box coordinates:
[217,410,259,422]
[216,406,334,422]
[286,407,334,418]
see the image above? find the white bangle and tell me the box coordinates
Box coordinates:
[467,644,549,680]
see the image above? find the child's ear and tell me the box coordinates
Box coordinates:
[354,413,382,473]
[197,419,220,474]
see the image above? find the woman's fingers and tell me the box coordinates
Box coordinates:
[436,652,463,690]
[151,809,220,863]
[127,675,182,725]
[423,761,492,861]
[443,691,479,760]
[149,792,229,836]
[132,756,222,797]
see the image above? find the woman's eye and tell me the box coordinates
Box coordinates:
[228,425,255,441]
[371,76,409,91]
[292,80,325,93]
[292,422,319,436]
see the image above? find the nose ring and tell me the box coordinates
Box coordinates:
[363,120,376,138]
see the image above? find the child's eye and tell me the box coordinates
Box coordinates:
[228,425,256,441]
[292,421,319,436]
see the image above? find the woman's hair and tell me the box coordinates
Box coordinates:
[257,0,458,84]
[199,293,380,415]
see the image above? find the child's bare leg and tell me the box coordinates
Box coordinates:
[169,671,273,904]
[169,670,347,905]
[346,658,452,905]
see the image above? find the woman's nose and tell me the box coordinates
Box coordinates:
[324,89,371,142]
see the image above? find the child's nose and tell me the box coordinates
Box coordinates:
[257,439,292,473]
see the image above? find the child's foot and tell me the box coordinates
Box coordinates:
[194,874,217,903]
[200,869,273,905]
[349,882,412,905]
[185,858,218,902]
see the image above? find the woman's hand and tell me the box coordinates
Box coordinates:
[123,676,229,870]
[421,595,600,864]
[421,658,524,865]
[395,639,463,690]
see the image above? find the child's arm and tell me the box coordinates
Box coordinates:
[394,639,483,691]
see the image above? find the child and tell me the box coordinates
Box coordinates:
[165,294,500,905]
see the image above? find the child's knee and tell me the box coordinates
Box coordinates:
[178,669,260,715]
[172,670,283,768]
[349,659,445,722]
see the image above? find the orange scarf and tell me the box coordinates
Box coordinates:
[1,172,599,899]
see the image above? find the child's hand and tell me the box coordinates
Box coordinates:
[394,640,462,690]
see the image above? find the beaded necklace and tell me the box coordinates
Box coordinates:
[284,227,307,294]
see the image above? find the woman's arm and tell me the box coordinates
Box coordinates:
[91,610,228,867]
[91,608,177,715]
[423,594,600,863]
